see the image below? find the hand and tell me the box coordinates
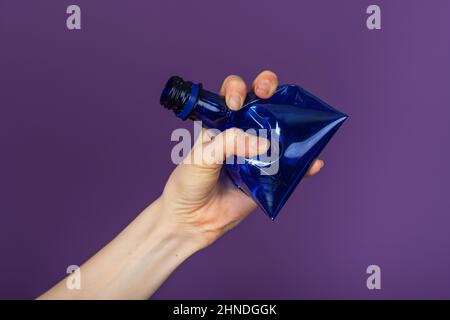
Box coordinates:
[38,71,326,300]
[158,70,325,249]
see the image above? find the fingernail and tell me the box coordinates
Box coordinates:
[255,80,270,96]
[227,94,242,109]
[319,160,325,168]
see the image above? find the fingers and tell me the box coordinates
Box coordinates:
[220,75,247,111]
[251,70,278,99]
[220,71,279,110]
[305,159,324,177]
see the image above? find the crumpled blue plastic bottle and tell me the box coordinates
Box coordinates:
[160,76,347,220]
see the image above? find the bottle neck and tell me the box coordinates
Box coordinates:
[189,88,231,128]
[160,76,231,129]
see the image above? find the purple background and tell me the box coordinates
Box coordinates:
[1,0,450,299]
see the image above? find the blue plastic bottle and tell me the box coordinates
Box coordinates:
[160,76,347,220]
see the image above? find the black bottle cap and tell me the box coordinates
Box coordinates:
[160,76,194,114]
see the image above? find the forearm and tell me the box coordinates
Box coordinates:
[38,197,201,300]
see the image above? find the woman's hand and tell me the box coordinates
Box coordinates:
[158,70,325,249]
[39,70,325,300]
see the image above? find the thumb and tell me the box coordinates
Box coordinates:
[177,128,270,185]
[201,128,270,169]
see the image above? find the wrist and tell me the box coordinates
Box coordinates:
[140,197,205,257]
[94,197,203,299]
